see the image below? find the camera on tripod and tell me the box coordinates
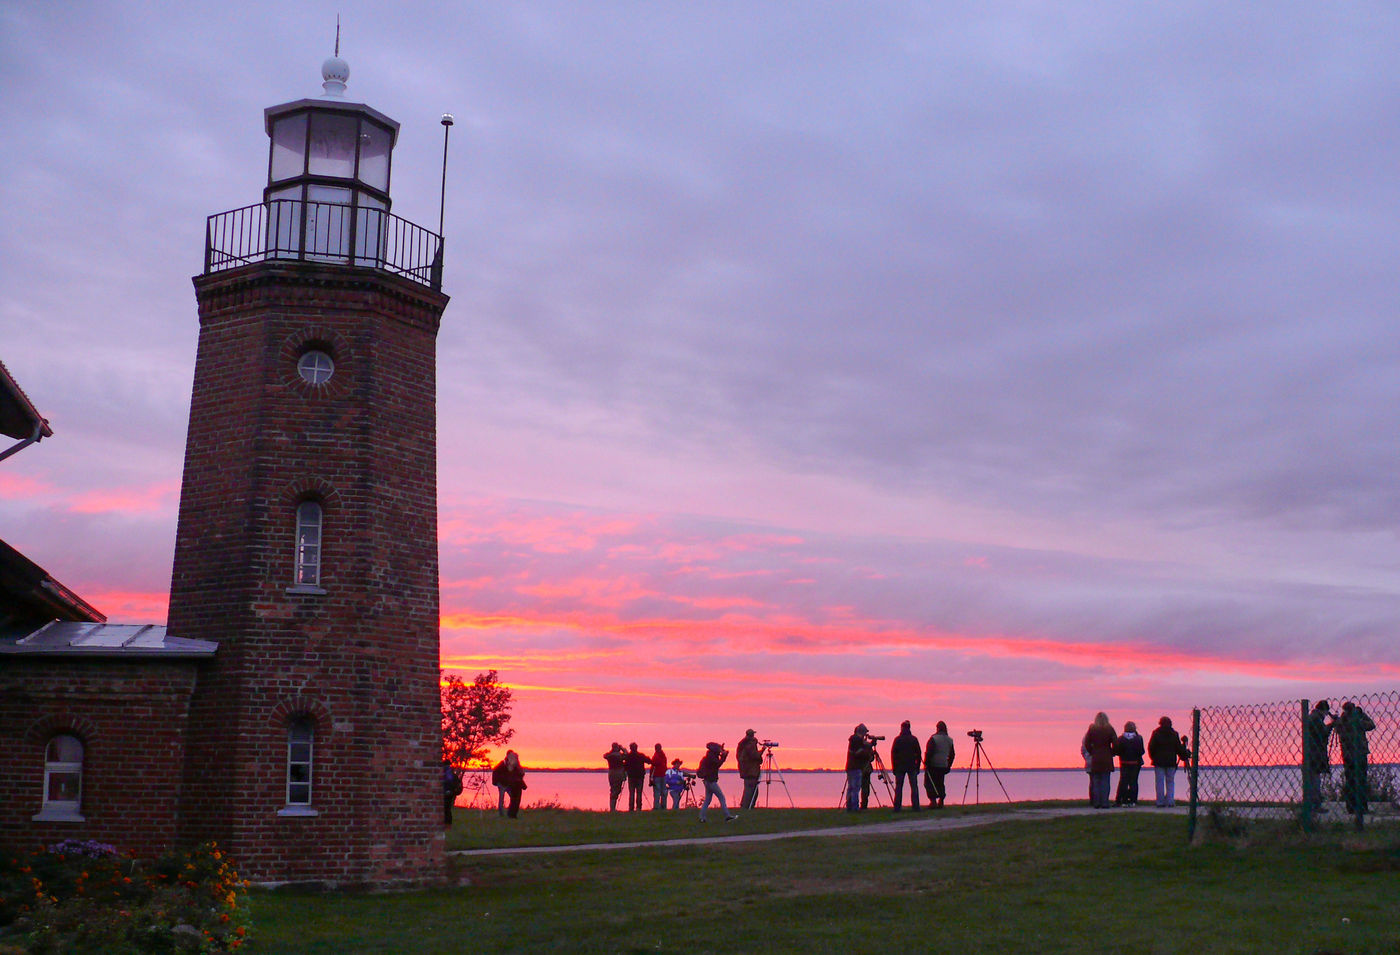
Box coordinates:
[967,729,984,742]
[865,734,886,742]
[760,740,779,749]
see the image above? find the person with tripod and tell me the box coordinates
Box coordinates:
[737,729,762,810]
[845,724,875,812]
[923,721,955,808]
[890,720,922,811]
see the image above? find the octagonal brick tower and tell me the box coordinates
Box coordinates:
[168,54,449,885]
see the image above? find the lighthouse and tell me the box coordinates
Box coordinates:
[168,52,450,884]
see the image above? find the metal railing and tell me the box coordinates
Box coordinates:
[1190,690,1398,838]
[204,200,443,291]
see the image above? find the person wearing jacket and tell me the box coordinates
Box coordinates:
[500,750,527,819]
[624,742,650,812]
[649,743,669,811]
[1302,700,1333,813]
[845,724,874,812]
[890,720,922,811]
[603,742,627,812]
[1147,716,1193,807]
[491,756,509,816]
[1081,712,1117,809]
[923,722,955,807]
[1113,721,1146,806]
[696,742,737,822]
[736,730,763,810]
[664,758,686,809]
[1336,701,1376,816]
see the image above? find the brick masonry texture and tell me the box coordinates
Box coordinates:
[0,260,451,887]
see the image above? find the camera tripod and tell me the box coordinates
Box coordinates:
[760,744,794,808]
[960,732,1011,804]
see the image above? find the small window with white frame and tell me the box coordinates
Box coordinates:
[286,718,314,807]
[36,734,84,821]
[294,500,323,587]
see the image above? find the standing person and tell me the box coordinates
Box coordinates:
[603,742,627,812]
[697,742,737,822]
[665,758,686,809]
[1303,701,1333,813]
[624,742,649,812]
[491,755,509,816]
[923,722,955,808]
[1114,721,1145,806]
[649,743,669,811]
[890,720,922,812]
[500,750,527,819]
[1148,716,1192,808]
[1336,701,1376,817]
[845,724,874,812]
[442,759,462,827]
[736,730,763,811]
[1082,712,1117,809]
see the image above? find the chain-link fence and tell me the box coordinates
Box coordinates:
[1190,691,1399,837]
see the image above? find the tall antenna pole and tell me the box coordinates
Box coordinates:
[438,113,454,237]
[335,15,341,56]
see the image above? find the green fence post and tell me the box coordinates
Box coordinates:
[1300,698,1313,833]
[1188,707,1200,842]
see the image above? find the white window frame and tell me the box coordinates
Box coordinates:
[34,734,85,822]
[292,500,324,591]
[279,717,318,817]
[297,349,335,385]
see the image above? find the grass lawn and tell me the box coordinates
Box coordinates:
[248,810,1400,954]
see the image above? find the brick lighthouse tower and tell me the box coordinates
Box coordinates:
[168,52,449,885]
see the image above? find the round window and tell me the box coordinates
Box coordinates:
[297,350,335,385]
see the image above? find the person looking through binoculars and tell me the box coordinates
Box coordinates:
[696,742,738,822]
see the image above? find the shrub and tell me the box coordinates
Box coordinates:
[0,841,250,953]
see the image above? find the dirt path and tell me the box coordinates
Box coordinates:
[450,806,1188,857]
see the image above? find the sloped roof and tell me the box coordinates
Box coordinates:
[0,537,104,637]
[0,621,216,658]
[0,359,53,442]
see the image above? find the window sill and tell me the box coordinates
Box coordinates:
[33,807,85,823]
[285,584,327,596]
[277,806,319,817]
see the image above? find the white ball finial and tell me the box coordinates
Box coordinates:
[321,55,349,97]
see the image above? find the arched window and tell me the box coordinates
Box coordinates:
[294,500,323,586]
[39,734,84,821]
[286,718,314,807]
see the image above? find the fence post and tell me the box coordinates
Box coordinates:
[1300,698,1313,832]
[1188,707,1200,842]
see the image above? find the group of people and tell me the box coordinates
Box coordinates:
[442,750,528,825]
[604,729,773,821]
[1304,699,1377,816]
[844,720,956,812]
[1080,713,1192,809]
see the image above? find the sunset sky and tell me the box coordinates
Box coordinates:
[2,3,1397,769]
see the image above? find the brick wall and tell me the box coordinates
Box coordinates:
[169,262,449,885]
[0,659,201,857]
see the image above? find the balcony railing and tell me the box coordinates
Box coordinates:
[204,200,443,291]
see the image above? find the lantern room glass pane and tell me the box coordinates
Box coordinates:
[270,113,308,182]
[358,122,391,191]
[307,113,358,178]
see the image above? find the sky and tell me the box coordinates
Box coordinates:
[2,2,1398,769]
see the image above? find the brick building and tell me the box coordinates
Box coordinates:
[0,55,450,886]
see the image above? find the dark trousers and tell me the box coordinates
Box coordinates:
[627,776,645,811]
[1115,764,1141,804]
[893,769,920,809]
[860,771,872,809]
[443,797,454,826]
[924,768,948,804]
[1342,757,1369,815]
[609,773,624,811]
[507,785,522,818]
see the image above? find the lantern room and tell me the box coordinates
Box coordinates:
[261,54,401,265]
